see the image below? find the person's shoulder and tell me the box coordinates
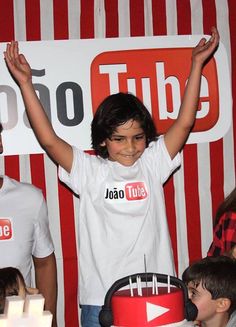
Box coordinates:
[5,176,43,199]
[227,310,236,327]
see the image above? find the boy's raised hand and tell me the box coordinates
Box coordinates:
[192,26,219,66]
[4,41,32,85]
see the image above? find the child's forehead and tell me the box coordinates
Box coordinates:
[113,119,143,133]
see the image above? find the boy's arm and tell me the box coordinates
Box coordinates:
[164,27,219,159]
[4,41,73,173]
[33,253,58,327]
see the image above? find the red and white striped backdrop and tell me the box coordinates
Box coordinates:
[0,1,235,326]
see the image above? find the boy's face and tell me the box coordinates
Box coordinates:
[102,119,146,166]
[188,281,218,324]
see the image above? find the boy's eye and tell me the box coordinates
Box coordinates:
[189,288,197,299]
[110,137,124,142]
[135,134,145,140]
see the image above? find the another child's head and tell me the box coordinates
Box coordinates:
[91,92,157,163]
[0,267,27,313]
[182,256,236,325]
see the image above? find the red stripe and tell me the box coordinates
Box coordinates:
[53,0,69,39]
[164,180,178,275]
[176,1,202,263]
[228,0,236,177]
[176,0,191,35]
[151,0,179,271]
[202,0,216,33]
[0,0,14,41]
[30,154,47,199]
[202,2,225,219]
[58,181,79,327]
[130,0,145,36]
[4,156,20,181]
[152,0,167,35]
[151,0,180,272]
[105,0,118,37]
[25,0,41,40]
[80,0,94,38]
[52,1,78,325]
[183,146,202,263]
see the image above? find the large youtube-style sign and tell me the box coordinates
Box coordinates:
[0,35,231,155]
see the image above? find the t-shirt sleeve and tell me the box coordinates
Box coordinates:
[32,193,54,258]
[58,146,92,195]
[143,136,181,184]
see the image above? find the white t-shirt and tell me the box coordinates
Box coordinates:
[227,311,236,327]
[0,176,54,286]
[59,137,181,305]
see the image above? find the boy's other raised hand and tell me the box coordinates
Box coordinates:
[4,41,32,86]
[192,26,219,67]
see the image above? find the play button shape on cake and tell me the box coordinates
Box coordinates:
[146,302,170,322]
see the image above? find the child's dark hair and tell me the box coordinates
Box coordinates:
[214,187,236,227]
[182,256,236,315]
[91,92,158,158]
[0,123,3,133]
[0,267,26,314]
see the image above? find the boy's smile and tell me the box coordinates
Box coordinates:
[102,119,146,166]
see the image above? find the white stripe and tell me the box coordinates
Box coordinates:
[190,1,213,257]
[0,156,5,175]
[215,0,235,195]
[173,154,190,277]
[144,0,153,36]
[40,0,54,40]
[68,0,81,39]
[190,0,203,34]
[94,0,106,38]
[13,0,26,41]
[43,154,65,327]
[19,154,32,183]
[166,0,177,35]
[223,125,236,196]
[118,0,130,37]
[197,143,213,256]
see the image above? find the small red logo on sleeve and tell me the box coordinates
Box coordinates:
[125,182,148,201]
[0,219,13,240]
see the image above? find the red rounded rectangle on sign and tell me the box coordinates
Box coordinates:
[91,48,219,135]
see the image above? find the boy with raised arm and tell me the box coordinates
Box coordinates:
[4,28,219,326]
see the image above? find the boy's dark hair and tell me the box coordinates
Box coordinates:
[0,267,26,314]
[91,92,158,158]
[214,186,236,227]
[0,123,3,133]
[182,256,236,315]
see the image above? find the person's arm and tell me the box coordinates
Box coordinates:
[33,253,58,327]
[164,27,219,159]
[4,41,73,173]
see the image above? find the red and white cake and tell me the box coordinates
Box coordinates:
[111,286,194,326]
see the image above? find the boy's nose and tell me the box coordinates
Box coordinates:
[126,140,135,152]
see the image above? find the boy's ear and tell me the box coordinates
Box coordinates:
[216,298,231,313]
[100,141,106,146]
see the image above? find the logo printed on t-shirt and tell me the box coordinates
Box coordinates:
[104,181,148,202]
[0,218,13,240]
